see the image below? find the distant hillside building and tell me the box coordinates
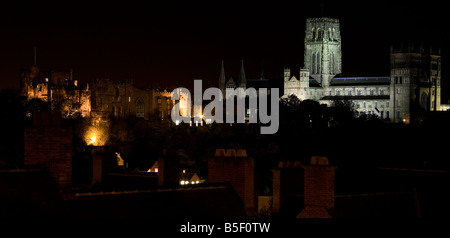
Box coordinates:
[20,66,177,121]
[282,17,447,123]
[20,66,91,117]
[89,78,174,120]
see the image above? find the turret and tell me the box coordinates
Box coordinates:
[284,67,291,82]
[238,60,246,89]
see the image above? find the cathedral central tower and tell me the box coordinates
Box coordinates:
[303,18,342,87]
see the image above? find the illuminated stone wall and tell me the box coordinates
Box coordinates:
[283,18,444,123]
[390,43,442,122]
[90,78,174,120]
[304,18,342,87]
[20,66,91,118]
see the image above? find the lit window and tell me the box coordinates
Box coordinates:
[155,168,158,173]
[128,96,131,102]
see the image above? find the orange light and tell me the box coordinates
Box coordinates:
[85,118,109,146]
[89,133,97,145]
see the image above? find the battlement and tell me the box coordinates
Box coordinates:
[391,42,441,56]
[306,17,340,24]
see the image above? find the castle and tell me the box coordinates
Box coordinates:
[282,17,447,123]
[20,66,175,121]
[20,66,91,118]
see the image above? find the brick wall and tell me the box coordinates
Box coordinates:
[208,149,255,216]
[297,156,336,218]
[272,161,304,214]
[24,112,72,189]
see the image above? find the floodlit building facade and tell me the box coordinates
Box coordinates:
[282,17,447,123]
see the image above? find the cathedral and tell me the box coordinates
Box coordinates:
[218,59,272,99]
[282,17,446,123]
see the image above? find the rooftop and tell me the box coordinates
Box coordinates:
[330,77,390,86]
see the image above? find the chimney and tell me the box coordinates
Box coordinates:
[208,149,256,216]
[297,156,336,218]
[91,146,104,185]
[24,111,72,193]
[272,161,303,215]
[158,149,179,186]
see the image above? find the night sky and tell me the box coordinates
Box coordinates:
[1,0,449,100]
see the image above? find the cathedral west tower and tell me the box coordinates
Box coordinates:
[304,18,342,87]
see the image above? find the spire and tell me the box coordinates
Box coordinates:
[238,59,246,89]
[260,67,266,80]
[219,60,226,92]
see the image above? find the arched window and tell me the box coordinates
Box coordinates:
[421,92,429,110]
[317,28,322,40]
[136,99,144,118]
